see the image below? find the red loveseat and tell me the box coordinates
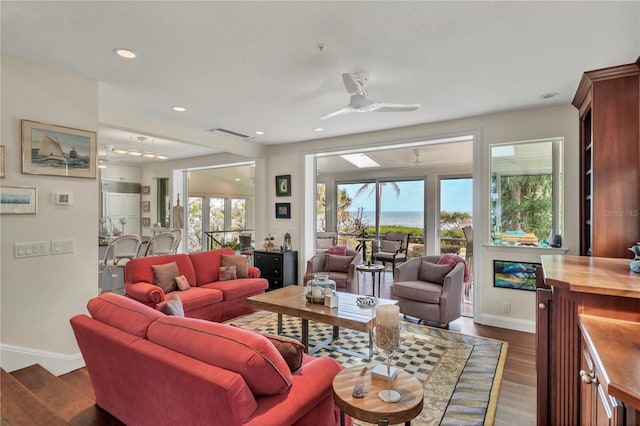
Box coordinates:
[71,293,349,426]
[124,247,268,322]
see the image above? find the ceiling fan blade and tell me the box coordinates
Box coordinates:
[318,106,354,120]
[375,103,421,112]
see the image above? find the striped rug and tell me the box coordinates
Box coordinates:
[230,312,508,426]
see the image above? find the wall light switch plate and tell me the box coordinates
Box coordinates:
[51,239,75,255]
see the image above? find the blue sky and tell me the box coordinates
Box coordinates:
[338,178,472,213]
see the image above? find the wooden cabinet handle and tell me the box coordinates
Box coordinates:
[579,369,597,385]
[538,303,546,310]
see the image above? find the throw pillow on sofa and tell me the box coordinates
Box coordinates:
[219,265,237,281]
[157,293,185,316]
[325,254,353,273]
[151,261,179,293]
[327,245,347,256]
[230,324,304,372]
[175,275,190,291]
[221,255,248,278]
[419,261,452,284]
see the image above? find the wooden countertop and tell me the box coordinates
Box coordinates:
[540,255,640,298]
[579,314,640,411]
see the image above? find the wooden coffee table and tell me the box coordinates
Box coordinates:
[246,285,397,360]
[332,364,424,426]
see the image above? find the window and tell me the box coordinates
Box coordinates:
[490,139,563,246]
[316,182,327,232]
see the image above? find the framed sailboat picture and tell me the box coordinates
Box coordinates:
[22,120,97,178]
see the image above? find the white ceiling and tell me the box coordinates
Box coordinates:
[2,1,638,166]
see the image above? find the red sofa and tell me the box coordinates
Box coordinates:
[71,293,348,426]
[124,247,268,322]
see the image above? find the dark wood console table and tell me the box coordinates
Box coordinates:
[536,255,640,425]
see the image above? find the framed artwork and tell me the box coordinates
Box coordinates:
[275,202,291,219]
[1,186,38,214]
[275,174,291,197]
[142,217,151,227]
[21,120,97,179]
[142,185,151,195]
[142,201,150,212]
[0,146,5,178]
[493,260,540,291]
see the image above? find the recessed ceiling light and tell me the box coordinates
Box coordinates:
[156,155,169,160]
[114,48,136,59]
[142,152,156,158]
[128,151,143,156]
[112,148,128,155]
[171,106,186,112]
[313,127,324,132]
[235,178,241,181]
[255,131,264,135]
[540,92,559,100]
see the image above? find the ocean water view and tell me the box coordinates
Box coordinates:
[362,210,424,227]
[359,210,473,228]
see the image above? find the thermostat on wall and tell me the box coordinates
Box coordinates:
[52,192,73,205]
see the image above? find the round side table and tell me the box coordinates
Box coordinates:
[356,264,386,297]
[332,364,424,426]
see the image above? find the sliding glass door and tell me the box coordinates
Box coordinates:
[336,179,424,261]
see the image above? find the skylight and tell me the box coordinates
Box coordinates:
[340,153,380,168]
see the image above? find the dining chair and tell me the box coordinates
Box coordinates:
[143,232,177,256]
[169,228,182,253]
[99,234,142,293]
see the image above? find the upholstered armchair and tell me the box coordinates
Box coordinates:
[391,255,465,327]
[303,249,362,293]
[316,231,338,254]
[372,232,410,273]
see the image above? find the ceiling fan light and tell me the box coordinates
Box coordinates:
[114,48,136,59]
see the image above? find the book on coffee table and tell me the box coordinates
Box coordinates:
[371,363,400,381]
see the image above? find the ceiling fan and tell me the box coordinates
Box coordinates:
[319,72,421,120]
[410,148,424,167]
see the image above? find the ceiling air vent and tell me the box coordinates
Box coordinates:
[209,128,251,139]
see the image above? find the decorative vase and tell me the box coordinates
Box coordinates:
[629,245,640,273]
[305,273,336,304]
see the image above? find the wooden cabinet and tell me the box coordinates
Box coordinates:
[101,165,140,183]
[579,315,640,426]
[572,58,640,257]
[254,250,298,291]
[536,255,640,425]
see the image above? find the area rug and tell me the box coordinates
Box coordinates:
[230,312,508,426]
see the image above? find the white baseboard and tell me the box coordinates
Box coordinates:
[475,313,536,334]
[0,343,85,376]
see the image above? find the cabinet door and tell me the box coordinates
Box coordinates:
[123,194,140,236]
[580,338,624,426]
[104,193,123,218]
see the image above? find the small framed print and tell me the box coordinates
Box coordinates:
[275,202,291,219]
[142,217,151,227]
[275,174,291,197]
[142,185,151,195]
[1,186,38,214]
[142,201,150,212]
